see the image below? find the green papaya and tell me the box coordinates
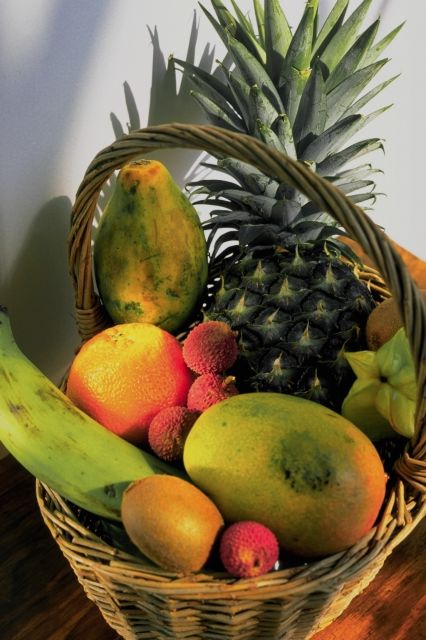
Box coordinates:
[94,160,208,333]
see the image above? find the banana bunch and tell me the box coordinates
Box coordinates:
[0,306,183,521]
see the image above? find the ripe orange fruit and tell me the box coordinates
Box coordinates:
[66,323,193,445]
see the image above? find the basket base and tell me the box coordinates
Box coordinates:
[34,476,426,640]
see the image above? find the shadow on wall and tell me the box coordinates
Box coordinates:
[94,12,222,233]
[110,12,219,187]
[0,0,113,382]
[94,11,219,232]
[1,7,217,383]
[2,197,78,380]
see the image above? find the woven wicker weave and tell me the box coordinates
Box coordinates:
[37,123,426,640]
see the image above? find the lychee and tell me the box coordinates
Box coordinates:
[148,406,198,463]
[219,521,280,578]
[187,373,238,413]
[183,320,238,375]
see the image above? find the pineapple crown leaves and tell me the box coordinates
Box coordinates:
[263,0,293,78]
[277,0,318,124]
[318,0,373,71]
[180,0,403,133]
[173,0,402,261]
[195,173,355,264]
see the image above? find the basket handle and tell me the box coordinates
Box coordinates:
[69,123,426,463]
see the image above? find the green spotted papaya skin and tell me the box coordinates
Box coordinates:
[94,160,208,333]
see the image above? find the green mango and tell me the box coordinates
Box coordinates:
[94,160,208,333]
[183,392,387,557]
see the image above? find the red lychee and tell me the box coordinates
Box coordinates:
[182,320,238,375]
[187,373,238,413]
[148,406,198,463]
[219,521,280,578]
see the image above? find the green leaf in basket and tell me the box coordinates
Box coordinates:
[187,72,241,120]
[319,0,373,73]
[226,32,284,113]
[317,138,385,176]
[341,378,396,441]
[172,56,237,108]
[301,114,364,164]
[293,59,327,153]
[325,59,390,128]
[256,119,287,155]
[343,328,417,439]
[253,0,266,48]
[203,0,266,64]
[302,104,390,166]
[312,0,349,58]
[328,163,383,184]
[362,21,406,67]
[375,385,416,439]
[343,74,400,118]
[274,113,297,159]
[229,0,255,38]
[278,0,318,125]
[213,60,253,131]
[264,0,293,83]
[249,83,281,129]
[324,19,380,93]
[189,90,245,131]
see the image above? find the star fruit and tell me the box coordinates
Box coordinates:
[342,328,417,440]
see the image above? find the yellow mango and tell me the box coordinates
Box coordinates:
[184,393,387,557]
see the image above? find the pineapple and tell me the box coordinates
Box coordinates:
[173,0,402,411]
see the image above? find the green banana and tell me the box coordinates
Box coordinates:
[0,306,184,521]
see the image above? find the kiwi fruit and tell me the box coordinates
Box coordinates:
[121,474,224,573]
[366,290,426,350]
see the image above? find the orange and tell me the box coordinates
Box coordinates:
[66,323,193,445]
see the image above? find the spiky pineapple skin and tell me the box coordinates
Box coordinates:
[207,245,375,411]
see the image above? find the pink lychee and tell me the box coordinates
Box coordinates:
[182,320,238,375]
[219,521,280,578]
[148,406,198,463]
[187,373,238,413]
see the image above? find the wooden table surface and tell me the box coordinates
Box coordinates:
[1,454,425,640]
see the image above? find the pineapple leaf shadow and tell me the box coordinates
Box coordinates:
[1,196,79,381]
[108,11,221,190]
[95,11,224,232]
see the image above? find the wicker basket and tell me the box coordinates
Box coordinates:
[36,123,426,640]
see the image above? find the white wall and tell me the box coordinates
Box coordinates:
[0,0,424,384]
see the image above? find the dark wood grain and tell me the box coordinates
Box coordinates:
[0,455,119,640]
[1,454,425,640]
